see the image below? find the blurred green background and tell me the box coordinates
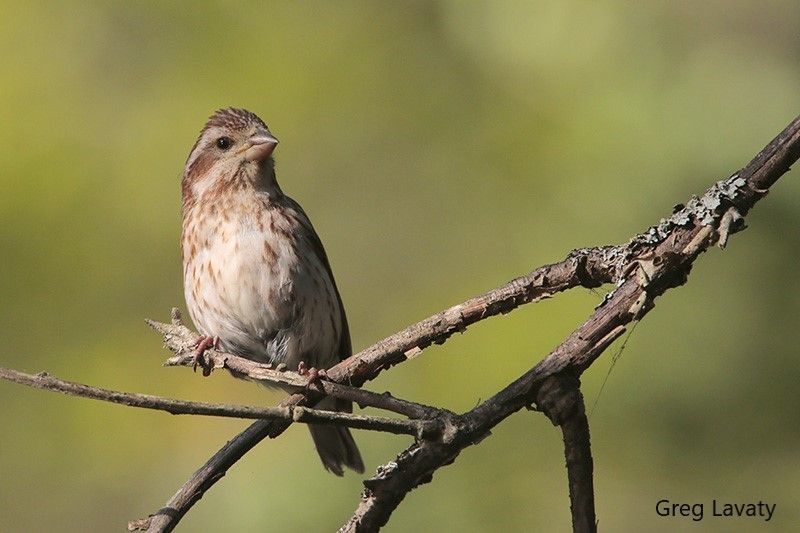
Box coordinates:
[1,1,798,531]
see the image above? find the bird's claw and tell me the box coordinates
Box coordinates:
[192,335,219,377]
[298,361,327,389]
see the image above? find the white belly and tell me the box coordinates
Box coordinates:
[183,204,341,369]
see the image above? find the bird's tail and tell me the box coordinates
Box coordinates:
[308,397,364,476]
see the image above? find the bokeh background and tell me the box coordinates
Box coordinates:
[1,1,799,531]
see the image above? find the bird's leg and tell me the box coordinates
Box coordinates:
[298,361,327,390]
[192,335,219,377]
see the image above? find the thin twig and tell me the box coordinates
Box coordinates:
[0,367,434,436]
[155,321,443,421]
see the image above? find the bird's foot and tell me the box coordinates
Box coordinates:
[298,361,327,389]
[192,335,219,377]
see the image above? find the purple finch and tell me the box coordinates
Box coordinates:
[181,108,363,475]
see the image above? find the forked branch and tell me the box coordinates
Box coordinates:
[135,114,798,532]
[5,114,794,533]
[340,114,800,531]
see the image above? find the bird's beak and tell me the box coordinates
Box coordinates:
[243,131,279,162]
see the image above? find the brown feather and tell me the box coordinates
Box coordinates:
[180,108,362,474]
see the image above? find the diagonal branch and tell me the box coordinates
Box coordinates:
[136,114,799,533]
[135,244,622,532]
[340,114,800,531]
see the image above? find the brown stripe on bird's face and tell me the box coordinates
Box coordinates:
[181,108,278,210]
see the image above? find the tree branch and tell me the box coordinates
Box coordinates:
[536,373,595,533]
[151,313,444,421]
[134,115,799,532]
[135,246,621,532]
[0,367,434,436]
[340,114,800,531]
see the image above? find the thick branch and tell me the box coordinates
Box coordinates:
[136,248,619,532]
[536,373,595,533]
[138,115,799,532]
[341,114,800,530]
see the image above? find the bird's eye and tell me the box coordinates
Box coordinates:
[216,137,233,150]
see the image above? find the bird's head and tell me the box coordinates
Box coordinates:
[182,108,279,204]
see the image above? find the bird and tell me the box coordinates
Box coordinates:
[180,107,364,475]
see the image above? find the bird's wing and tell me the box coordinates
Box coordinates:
[285,197,352,362]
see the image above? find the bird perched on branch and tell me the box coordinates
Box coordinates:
[180,108,364,475]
